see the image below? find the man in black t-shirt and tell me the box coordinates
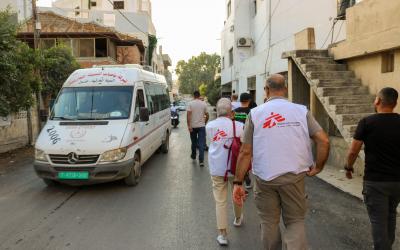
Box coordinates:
[233,93,252,123]
[345,87,400,250]
[233,93,252,190]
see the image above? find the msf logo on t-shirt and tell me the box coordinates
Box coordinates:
[263,112,286,129]
[213,130,227,141]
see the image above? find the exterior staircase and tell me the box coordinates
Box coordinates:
[282,50,375,144]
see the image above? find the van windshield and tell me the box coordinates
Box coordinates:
[51,86,133,120]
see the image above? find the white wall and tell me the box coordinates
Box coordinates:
[53,0,141,13]
[221,0,346,105]
[0,0,32,21]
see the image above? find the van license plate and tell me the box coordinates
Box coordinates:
[58,171,89,180]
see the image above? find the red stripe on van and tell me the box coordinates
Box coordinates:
[126,119,170,149]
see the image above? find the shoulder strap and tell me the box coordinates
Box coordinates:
[232,120,236,138]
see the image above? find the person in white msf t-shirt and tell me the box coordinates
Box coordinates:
[233,74,330,250]
[206,98,244,246]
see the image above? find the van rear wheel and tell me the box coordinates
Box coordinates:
[124,154,141,186]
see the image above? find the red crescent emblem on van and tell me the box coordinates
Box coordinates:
[263,112,286,129]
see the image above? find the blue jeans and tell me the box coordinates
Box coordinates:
[363,181,400,250]
[190,127,205,162]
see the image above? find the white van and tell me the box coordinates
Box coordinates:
[34,65,171,186]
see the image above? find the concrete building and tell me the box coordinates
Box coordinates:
[48,0,166,70]
[330,0,400,113]
[18,11,145,68]
[154,46,173,90]
[0,0,32,22]
[280,0,399,177]
[220,0,347,104]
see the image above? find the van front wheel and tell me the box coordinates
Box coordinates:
[43,179,58,186]
[124,154,141,186]
[161,132,169,154]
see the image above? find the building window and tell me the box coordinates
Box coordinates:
[72,39,80,57]
[113,1,125,10]
[80,39,95,57]
[95,38,108,57]
[221,57,225,69]
[227,1,232,18]
[229,48,233,66]
[90,1,97,7]
[253,0,257,16]
[74,6,80,16]
[247,76,256,90]
[381,51,395,73]
[39,39,56,49]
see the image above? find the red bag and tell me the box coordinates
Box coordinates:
[224,121,242,181]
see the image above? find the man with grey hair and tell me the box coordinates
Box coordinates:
[233,74,330,250]
[206,98,245,246]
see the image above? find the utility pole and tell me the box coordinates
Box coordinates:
[32,0,40,49]
[31,0,43,144]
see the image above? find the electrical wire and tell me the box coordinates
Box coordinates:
[38,6,144,43]
[104,0,148,36]
[333,20,344,43]
[320,20,336,49]
[254,0,281,47]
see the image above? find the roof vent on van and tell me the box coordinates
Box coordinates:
[142,65,153,72]
[92,64,144,69]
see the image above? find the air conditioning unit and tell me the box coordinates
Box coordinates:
[237,37,252,47]
[230,25,234,32]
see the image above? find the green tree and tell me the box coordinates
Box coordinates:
[199,83,207,97]
[0,9,79,116]
[40,46,80,98]
[207,77,221,106]
[0,9,41,116]
[176,52,220,96]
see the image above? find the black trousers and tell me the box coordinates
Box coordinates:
[363,181,400,250]
[189,127,205,162]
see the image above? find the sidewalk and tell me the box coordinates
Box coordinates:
[318,164,363,200]
[318,164,400,214]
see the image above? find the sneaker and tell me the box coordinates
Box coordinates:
[216,235,228,246]
[190,154,196,160]
[199,162,205,167]
[245,190,249,196]
[245,181,252,189]
[233,214,243,227]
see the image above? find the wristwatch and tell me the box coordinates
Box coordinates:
[344,165,353,171]
[233,181,243,186]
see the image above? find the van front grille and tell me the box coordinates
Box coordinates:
[49,154,99,165]
[53,167,96,172]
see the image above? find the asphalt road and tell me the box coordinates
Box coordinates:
[0,113,399,250]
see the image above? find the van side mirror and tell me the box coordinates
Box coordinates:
[139,107,149,122]
[49,99,55,111]
[39,109,49,122]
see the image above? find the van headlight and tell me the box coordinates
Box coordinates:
[35,149,48,162]
[100,147,127,162]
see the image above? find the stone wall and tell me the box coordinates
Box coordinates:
[117,46,141,64]
[346,49,400,113]
[0,108,40,153]
[327,136,365,176]
[329,0,400,113]
[77,58,117,69]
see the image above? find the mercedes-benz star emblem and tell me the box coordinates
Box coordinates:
[67,152,79,164]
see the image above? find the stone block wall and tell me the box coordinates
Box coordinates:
[0,108,40,154]
[327,136,365,176]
